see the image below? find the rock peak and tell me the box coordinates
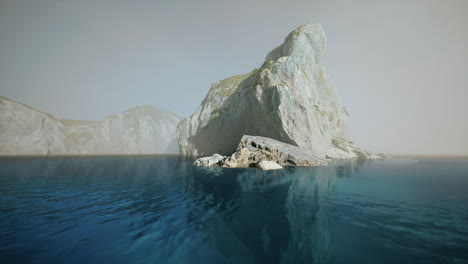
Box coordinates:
[177,24,380,160]
[265,23,327,64]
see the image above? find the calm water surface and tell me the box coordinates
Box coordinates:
[0,156,467,264]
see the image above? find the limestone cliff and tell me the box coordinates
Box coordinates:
[177,23,379,159]
[0,96,180,155]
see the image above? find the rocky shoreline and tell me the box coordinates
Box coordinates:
[193,135,328,170]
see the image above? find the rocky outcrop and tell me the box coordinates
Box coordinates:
[193,154,225,166]
[326,137,385,159]
[177,24,380,159]
[257,160,283,170]
[193,135,328,169]
[0,96,181,155]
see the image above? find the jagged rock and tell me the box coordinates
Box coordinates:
[177,23,380,159]
[221,159,238,168]
[0,96,181,155]
[222,147,251,168]
[193,135,327,169]
[232,135,327,167]
[193,154,226,166]
[326,137,386,159]
[257,160,283,170]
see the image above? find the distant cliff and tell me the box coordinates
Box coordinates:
[177,24,381,159]
[0,96,181,155]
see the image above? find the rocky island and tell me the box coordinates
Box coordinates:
[177,24,384,169]
[194,135,328,170]
[0,23,384,164]
[0,96,181,155]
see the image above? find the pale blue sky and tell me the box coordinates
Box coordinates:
[1,0,467,155]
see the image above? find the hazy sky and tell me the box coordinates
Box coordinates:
[1,0,467,155]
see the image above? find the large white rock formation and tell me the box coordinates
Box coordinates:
[177,24,380,159]
[0,96,180,155]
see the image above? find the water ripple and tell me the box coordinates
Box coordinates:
[0,157,467,264]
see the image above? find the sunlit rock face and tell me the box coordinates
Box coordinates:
[0,96,181,155]
[177,24,375,159]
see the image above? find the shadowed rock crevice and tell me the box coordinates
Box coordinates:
[181,72,296,157]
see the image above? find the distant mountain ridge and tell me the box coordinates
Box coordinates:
[0,96,181,155]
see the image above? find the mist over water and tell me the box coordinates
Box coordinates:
[1,0,467,155]
[0,156,467,263]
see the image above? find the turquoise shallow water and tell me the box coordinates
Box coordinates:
[0,156,467,264]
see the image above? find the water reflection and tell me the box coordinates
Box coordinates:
[335,158,372,177]
[0,156,366,264]
[179,160,362,263]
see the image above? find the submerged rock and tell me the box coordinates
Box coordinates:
[192,135,328,169]
[177,23,381,159]
[257,160,283,170]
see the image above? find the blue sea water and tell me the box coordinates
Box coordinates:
[0,156,467,264]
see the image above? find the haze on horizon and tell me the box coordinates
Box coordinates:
[1,0,467,156]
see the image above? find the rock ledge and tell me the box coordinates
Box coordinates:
[257,161,283,170]
[193,135,328,169]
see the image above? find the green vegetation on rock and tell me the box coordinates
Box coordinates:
[210,72,253,98]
